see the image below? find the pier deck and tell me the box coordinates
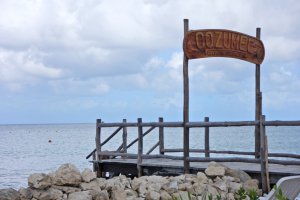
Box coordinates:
[95,158,300,184]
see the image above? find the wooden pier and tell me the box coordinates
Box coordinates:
[86,117,300,193]
[86,19,300,194]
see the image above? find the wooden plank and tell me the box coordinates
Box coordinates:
[183,18,190,174]
[264,120,300,126]
[95,119,102,177]
[183,29,265,64]
[187,157,261,163]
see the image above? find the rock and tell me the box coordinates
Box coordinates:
[81,168,96,183]
[111,188,126,200]
[138,182,147,197]
[196,172,208,183]
[228,182,242,193]
[213,178,228,192]
[205,165,225,177]
[162,181,178,194]
[38,188,63,200]
[79,179,101,192]
[0,188,20,200]
[98,190,109,200]
[131,176,147,191]
[160,190,172,200]
[96,178,107,190]
[192,182,206,195]
[53,163,82,186]
[178,191,190,200]
[18,187,32,200]
[146,190,160,200]
[243,179,259,192]
[225,168,251,183]
[28,173,52,189]
[125,189,138,198]
[68,191,92,200]
[51,185,81,194]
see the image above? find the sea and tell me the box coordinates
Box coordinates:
[0,123,299,189]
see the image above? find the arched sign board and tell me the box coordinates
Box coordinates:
[183,29,265,64]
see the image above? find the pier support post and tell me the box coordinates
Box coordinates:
[255,28,262,159]
[122,119,127,158]
[159,117,164,155]
[137,118,143,177]
[204,117,210,158]
[260,115,270,193]
[183,18,190,174]
[95,119,102,177]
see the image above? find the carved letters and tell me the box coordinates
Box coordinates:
[183,29,265,64]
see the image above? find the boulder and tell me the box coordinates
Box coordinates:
[28,173,52,189]
[146,190,160,200]
[18,187,32,200]
[79,179,101,192]
[37,188,63,200]
[111,188,126,200]
[196,172,208,183]
[225,168,251,183]
[0,188,20,200]
[53,163,82,186]
[228,181,243,193]
[243,179,259,192]
[81,168,96,183]
[162,181,178,194]
[160,190,172,200]
[205,165,225,177]
[51,185,81,194]
[68,191,92,200]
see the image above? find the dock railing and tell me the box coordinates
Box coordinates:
[86,115,300,193]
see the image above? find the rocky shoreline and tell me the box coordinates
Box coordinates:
[0,162,261,200]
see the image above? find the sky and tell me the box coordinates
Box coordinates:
[0,0,300,124]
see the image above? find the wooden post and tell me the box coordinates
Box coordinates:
[159,117,164,155]
[204,117,210,157]
[95,119,102,177]
[260,115,270,193]
[137,118,143,177]
[122,119,127,158]
[255,28,262,159]
[183,18,190,174]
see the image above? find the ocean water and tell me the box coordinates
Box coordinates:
[0,123,299,189]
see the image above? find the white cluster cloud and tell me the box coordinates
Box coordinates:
[0,0,299,123]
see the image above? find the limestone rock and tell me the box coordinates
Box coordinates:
[228,181,242,193]
[131,176,147,191]
[79,179,101,192]
[18,187,32,200]
[160,190,172,200]
[28,173,52,189]
[51,185,81,194]
[53,163,82,186]
[225,168,251,183]
[162,181,178,194]
[196,172,208,183]
[0,188,20,200]
[243,179,259,192]
[38,188,63,200]
[111,188,126,200]
[205,165,225,177]
[68,191,92,200]
[96,178,107,190]
[81,168,96,183]
[146,190,160,200]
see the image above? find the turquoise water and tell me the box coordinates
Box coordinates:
[0,123,299,189]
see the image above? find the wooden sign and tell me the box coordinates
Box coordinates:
[183,29,265,64]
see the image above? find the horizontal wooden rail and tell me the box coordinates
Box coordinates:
[98,121,183,128]
[187,121,259,127]
[187,157,261,163]
[142,154,184,160]
[268,153,300,159]
[264,120,300,126]
[163,148,255,156]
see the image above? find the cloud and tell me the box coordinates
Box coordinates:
[0,48,63,91]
